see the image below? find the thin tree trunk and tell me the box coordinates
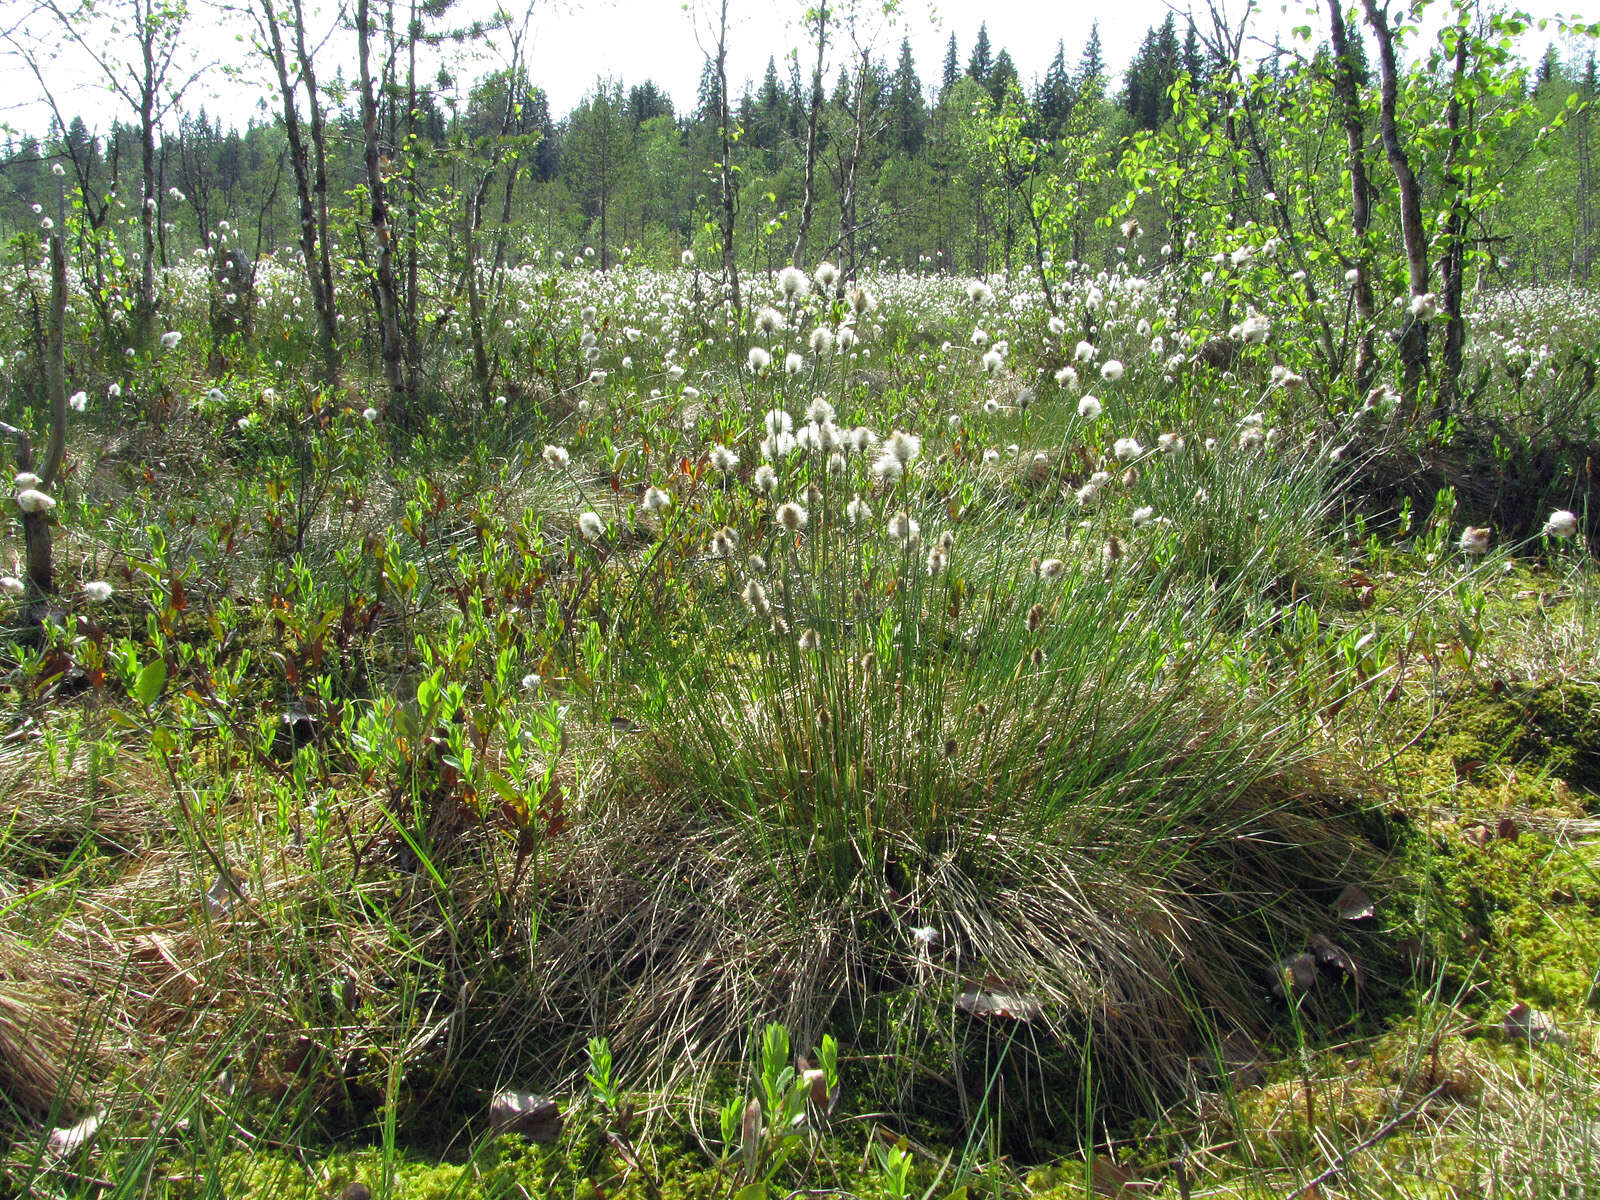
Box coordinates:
[714,0,740,310]
[839,48,870,284]
[1362,0,1430,410]
[465,191,490,411]
[793,3,828,266]
[265,0,342,386]
[1327,0,1377,387]
[2,237,68,600]
[357,0,407,414]
[403,0,422,397]
[135,3,159,348]
[1437,27,1472,414]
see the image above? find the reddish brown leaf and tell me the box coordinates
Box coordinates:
[1090,1155,1135,1196]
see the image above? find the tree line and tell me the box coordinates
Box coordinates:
[1,0,1596,417]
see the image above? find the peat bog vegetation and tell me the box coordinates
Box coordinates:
[3,0,1600,1196]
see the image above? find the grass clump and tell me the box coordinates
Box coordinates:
[563,458,1402,1148]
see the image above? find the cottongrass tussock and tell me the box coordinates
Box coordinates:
[600,447,1399,1144]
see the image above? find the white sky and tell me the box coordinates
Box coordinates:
[2,0,1594,137]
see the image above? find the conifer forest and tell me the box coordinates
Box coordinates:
[2,1,1600,1196]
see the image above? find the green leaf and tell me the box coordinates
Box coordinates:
[732,1185,768,1200]
[485,770,521,806]
[135,659,167,708]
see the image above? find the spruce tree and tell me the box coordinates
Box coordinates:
[1182,21,1206,87]
[889,38,926,154]
[988,48,1019,104]
[943,33,959,93]
[753,57,787,152]
[1538,43,1561,86]
[627,81,673,128]
[1078,21,1105,85]
[967,23,993,83]
[1037,41,1073,137]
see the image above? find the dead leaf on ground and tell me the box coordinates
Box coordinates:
[202,870,248,917]
[956,989,1044,1022]
[1396,937,1427,975]
[489,1090,563,1142]
[1273,952,1319,997]
[1089,1153,1156,1195]
[1310,933,1363,988]
[1500,1003,1570,1047]
[1333,883,1376,922]
[1218,1032,1266,1088]
[46,1110,100,1157]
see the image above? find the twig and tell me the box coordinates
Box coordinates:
[1285,1083,1446,1199]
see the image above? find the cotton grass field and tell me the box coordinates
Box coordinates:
[0,237,1597,1200]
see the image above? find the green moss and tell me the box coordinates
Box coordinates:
[177,1128,947,1200]
[1427,678,1600,796]
[1441,833,1600,1013]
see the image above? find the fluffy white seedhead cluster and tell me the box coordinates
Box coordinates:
[868,430,921,484]
[1239,314,1270,345]
[1544,509,1579,539]
[775,501,808,532]
[887,510,920,545]
[16,487,54,513]
[1410,292,1439,319]
[778,266,811,300]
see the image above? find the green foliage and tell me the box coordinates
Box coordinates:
[5,7,1600,1199]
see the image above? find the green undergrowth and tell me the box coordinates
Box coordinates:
[1420,676,1600,796]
